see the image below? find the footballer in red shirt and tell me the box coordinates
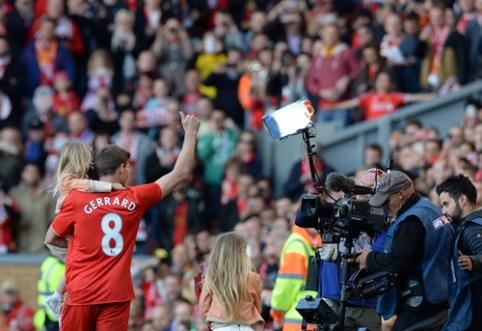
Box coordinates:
[51,184,163,305]
[45,112,200,331]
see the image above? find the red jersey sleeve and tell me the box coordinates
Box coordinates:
[391,92,408,108]
[132,183,163,210]
[357,93,369,109]
[51,195,75,237]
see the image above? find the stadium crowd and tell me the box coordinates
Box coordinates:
[0,0,482,330]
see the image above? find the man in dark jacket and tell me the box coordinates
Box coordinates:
[436,175,482,331]
[356,171,454,331]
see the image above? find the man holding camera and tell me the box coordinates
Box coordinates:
[436,175,482,330]
[356,171,454,331]
[294,169,385,331]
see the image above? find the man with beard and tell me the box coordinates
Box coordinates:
[436,175,482,330]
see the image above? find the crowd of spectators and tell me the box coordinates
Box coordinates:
[0,0,482,330]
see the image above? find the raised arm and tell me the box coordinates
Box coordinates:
[405,92,436,103]
[324,98,360,111]
[155,112,200,196]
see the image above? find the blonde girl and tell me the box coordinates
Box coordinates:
[52,141,124,213]
[199,232,264,331]
[44,141,123,319]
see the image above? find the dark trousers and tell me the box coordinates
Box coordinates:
[392,305,447,331]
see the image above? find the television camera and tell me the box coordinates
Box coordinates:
[300,171,386,244]
[263,100,397,331]
[294,129,395,331]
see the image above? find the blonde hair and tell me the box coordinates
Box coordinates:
[87,49,114,75]
[115,9,135,25]
[52,141,92,197]
[204,232,255,321]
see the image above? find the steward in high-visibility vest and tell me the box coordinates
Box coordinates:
[270,226,321,331]
[33,254,65,330]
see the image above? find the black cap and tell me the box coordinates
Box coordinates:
[369,171,412,207]
[29,117,45,130]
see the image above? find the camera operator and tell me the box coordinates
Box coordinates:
[356,171,454,331]
[294,169,386,331]
[436,175,482,330]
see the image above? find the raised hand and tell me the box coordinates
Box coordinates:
[179,111,200,135]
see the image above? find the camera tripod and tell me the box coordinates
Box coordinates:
[298,233,376,331]
[297,234,360,331]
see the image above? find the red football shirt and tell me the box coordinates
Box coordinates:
[51,183,163,305]
[358,92,407,120]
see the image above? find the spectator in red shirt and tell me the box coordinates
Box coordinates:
[52,71,80,118]
[0,279,35,331]
[325,70,434,121]
[44,112,200,331]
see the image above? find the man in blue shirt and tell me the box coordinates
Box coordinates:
[437,174,482,331]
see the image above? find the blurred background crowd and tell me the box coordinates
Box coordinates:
[0,0,482,330]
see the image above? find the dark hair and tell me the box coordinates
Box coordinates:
[404,119,423,132]
[366,143,383,157]
[354,8,373,22]
[374,69,397,89]
[119,107,136,117]
[461,140,476,152]
[424,138,442,149]
[436,174,477,205]
[431,0,446,10]
[456,158,478,178]
[41,17,57,27]
[403,11,419,22]
[94,145,131,177]
[211,108,226,117]
[466,98,482,110]
[362,41,379,53]
[23,161,45,178]
[237,130,259,154]
[222,156,245,174]
[358,24,375,36]
[228,47,244,56]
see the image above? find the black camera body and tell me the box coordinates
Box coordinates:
[295,295,338,328]
[301,192,386,243]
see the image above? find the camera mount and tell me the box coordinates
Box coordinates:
[302,126,320,190]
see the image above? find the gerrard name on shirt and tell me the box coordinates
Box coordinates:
[84,197,137,214]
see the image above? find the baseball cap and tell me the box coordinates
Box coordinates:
[1,278,18,293]
[369,171,412,207]
[29,117,45,130]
